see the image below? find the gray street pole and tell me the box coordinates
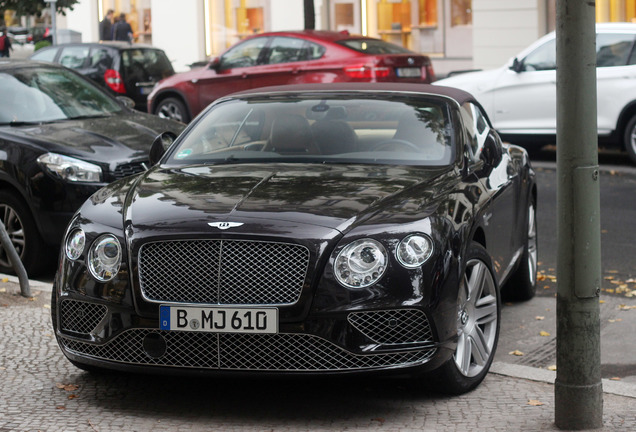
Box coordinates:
[555,0,603,429]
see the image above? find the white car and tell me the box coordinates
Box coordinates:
[435,23,636,163]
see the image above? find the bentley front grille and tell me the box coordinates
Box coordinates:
[138,240,309,305]
[347,309,433,345]
[60,300,108,335]
[61,330,436,371]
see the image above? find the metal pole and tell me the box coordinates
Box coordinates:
[0,222,30,298]
[50,1,57,45]
[555,0,603,429]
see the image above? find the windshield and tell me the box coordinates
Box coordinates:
[0,66,123,125]
[165,94,454,167]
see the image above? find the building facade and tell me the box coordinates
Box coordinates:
[48,0,636,75]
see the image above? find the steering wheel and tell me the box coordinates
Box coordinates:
[372,139,422,152]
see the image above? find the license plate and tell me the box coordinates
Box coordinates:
[139,86,152,95]
[159,305,278,334]
[396,67,421,78]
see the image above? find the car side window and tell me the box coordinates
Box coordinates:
[522,39,556,71]
[596,33,635,67]
[460,102,491,162]
[89,48,114,70]
[266,37,325,64]
[58,46,90,69]
[30,47,59,63]
[219,37,269,69]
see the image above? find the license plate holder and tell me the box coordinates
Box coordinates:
[160,305,278,334]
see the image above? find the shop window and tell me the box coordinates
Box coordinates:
[377,0,411,33]
[418,0,437,27]
[335,3,355,29]
[451,0,472,27]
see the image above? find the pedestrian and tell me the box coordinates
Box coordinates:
[112,13,134,42]
[99,9,114,41]
[0,27,12,58]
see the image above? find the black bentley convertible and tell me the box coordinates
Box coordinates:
[52,83,537,394]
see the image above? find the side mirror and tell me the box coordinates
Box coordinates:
[116,96,135,109]
[149,131,177,165]
[479,133,503,169]
[510,57,524,73]
[209,57,221,72]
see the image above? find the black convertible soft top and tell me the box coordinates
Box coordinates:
[229,82,479,107]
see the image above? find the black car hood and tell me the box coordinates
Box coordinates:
[1,111,183,164]
[121,163,450,234]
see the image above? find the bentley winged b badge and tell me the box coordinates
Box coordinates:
[208,222,244,230]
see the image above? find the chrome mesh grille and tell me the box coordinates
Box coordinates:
[348,309,433,345]
[61,330,436,371]
[138,240,309,305]
[60,300,108,335]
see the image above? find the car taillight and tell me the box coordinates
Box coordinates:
[423,62,436,83]
[104,69,126,94]
[344,65,390,79]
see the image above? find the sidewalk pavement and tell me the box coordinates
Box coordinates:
[1,274,635,431]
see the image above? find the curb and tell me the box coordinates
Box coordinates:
[491,362,636,399]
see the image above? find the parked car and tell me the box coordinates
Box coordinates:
[435,23,636,163]
[30,42,175,110]
[0,59,185,276]
[147,30,436,123]
[52,82,536,395]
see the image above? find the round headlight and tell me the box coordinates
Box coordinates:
[65,229,85,260]
[396,234,433,268]
[334,238,387,288]
[88,235,122,282]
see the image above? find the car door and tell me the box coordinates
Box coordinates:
[461,102,520,282]
[490,38,558,134]
[252,36,327,86]
[595,33,636,135]
[196,36,270,111]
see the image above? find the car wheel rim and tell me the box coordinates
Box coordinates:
[527,203,538,286]
[0,204,25,267]
[630,122,636,155]
[454,258,498,378]
[158,102,183,122]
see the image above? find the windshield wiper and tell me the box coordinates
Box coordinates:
[5,120,45,127]
[68,114,111,120]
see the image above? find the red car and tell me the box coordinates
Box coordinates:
[148,30,435,122]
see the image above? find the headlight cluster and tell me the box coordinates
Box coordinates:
[334,234,433,288]
[64,229,122,282]
[37,152,102,183]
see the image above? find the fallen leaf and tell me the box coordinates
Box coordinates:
[1,278,7,283]
[608,319,622,323]
[599,300,606,304]
[56,383,79,392]
[43,304,51,309]
[528,399,545,406]
[610,377,621,381]
[56,406,66,410]
[539,331,550,337]
[619,304,636,310]
[626,278,636,284]
[509,350,524,356]
[0,287,5,293]
[372,418,386,424]
[604,276,615,281]
[67,394,78,400]
[607,270,619,274]
[535,316,545,320]
[547,365,557,371]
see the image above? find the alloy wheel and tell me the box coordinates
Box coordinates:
[0,203,26,268]
[527,203,538,287]
[157,101,185,122]
[454,257,499,377]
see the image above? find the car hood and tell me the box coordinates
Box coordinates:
[0,111,184,164]
[434,67,507,96]
[101,163,451,235]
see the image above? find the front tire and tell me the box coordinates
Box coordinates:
[623,115,636,164]
[0,190,47,276]
[155,97,190,123]
[429,242,500,395]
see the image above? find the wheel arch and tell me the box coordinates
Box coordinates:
[150,89,193,120]
[0,176,44,238]
[615,100,636,149]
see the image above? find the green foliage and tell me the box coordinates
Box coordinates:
[0,0,79,18]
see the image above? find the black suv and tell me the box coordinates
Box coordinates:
[30,42,174,110]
